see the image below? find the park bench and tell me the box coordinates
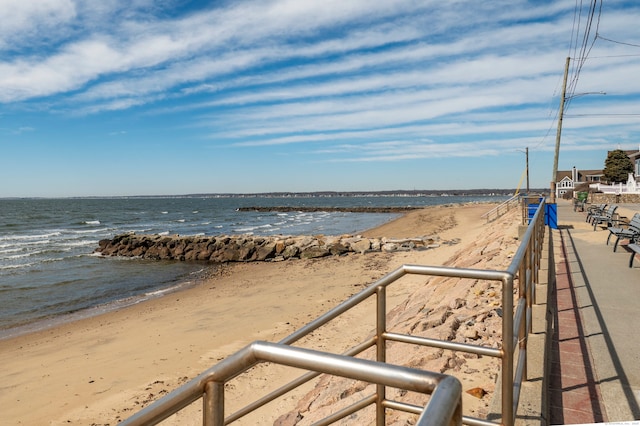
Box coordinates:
[607,213,640,252]
[586,203,606,223]
[628,243,640,268]
[573,192,588,212]
[591,205,618,230]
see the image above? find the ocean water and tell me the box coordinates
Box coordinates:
[0,194,507,338]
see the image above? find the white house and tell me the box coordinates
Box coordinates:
[555,167,603,199]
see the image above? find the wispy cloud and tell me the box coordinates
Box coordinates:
[1,0,640,196]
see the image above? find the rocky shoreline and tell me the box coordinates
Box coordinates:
[95,232,456,262]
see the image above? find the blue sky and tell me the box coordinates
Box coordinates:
[1,0,639,197]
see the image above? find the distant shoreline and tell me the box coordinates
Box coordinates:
[237,206,423,213]
[0,190,529,200]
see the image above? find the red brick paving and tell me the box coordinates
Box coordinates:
[548,231,607,424]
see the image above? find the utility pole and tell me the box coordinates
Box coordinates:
[525,147,530,194]
[551,56,570,204]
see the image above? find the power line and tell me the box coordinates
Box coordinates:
[586,54,640,58]
[564,113,640,117]
[596,34,640,49]
[566,0,603,110]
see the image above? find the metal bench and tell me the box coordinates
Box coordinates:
[586,203,606,223]
[607,213,640,252]
[628,243,640,268]
[591,205,618,230]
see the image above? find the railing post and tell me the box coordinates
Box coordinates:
[376,285,387,426]
[502,274,514,426]
[518,248,528,382]
[204,381,224,426]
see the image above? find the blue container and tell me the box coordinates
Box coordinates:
[545,203,558,229]
[527,198,544,222]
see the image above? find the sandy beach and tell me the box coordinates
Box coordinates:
[0,202,521,425]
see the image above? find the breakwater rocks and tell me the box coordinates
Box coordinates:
[95,233,451,262]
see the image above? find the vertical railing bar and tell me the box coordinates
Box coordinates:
[204,381,222,426]
[501,273,515,426]
[376,285,387,426]
[512,299,527,349]
[512,346,527,419]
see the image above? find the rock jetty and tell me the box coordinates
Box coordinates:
[95,233,451,262]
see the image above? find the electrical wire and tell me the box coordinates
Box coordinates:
[595,34,640,49]
[531,0,604,171]
[564,113,640,117]
[565,0,603,110]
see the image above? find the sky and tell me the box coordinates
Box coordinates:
[1,0,640,197]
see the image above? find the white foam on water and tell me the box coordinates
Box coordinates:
[0,262,35,270]
[71,228,109,234]
[61,240,96,247]
[0,246,22,254]
[145,282,185,297]
[6,251,43,260]
[0,232,61,241]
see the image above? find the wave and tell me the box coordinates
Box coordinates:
[0,232,61,241]
[144,283,185,297]
[84,220,101,225]
[2,239,52,248]
[60,240,96,248]
[233,223,273,233]
[0,262,35,271]
[0,246,23,254]
[70,228,109,234]
[4,250,46,260]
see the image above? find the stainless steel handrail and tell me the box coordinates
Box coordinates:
[122,199,546,426]
[121,341,463,426]
[481,194,520,222]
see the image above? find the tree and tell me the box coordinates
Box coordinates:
[603,149,634,183]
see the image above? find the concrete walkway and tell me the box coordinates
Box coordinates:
[549,200,640,423]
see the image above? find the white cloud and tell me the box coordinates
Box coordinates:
[2,0,639,171]
[0,0,76,50]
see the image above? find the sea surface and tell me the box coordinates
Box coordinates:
[0,194,508,338]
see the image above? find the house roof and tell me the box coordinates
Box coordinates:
[556,169,604,182]
[579,169,604,176]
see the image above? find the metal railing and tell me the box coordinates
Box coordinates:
[481,194,520,223]
[122,199,546,426]
[121,341,462,426]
